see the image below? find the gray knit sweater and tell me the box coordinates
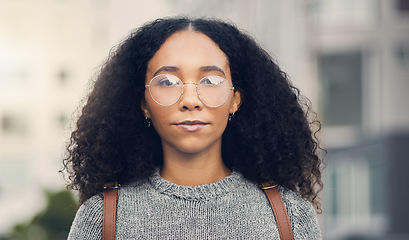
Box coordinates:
[68,170,321,239]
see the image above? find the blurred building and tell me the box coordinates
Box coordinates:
[0,0,171,233]
[0,0,408,239]
[308,0,409,239]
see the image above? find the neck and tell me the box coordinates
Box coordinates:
[160,144,231,186]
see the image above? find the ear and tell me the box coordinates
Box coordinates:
[140,99,151,119]
[230,89,242,114]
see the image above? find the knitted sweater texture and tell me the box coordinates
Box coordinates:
[68,170,321,239]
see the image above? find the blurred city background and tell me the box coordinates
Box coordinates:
[1,0,408,239]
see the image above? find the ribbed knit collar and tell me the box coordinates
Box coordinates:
[149,169,243,201]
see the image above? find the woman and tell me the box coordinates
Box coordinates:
[65,17,323,239]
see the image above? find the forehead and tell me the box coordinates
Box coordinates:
[146,30,230,75]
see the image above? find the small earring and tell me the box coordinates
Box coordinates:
[229,112,235,122]
[145,117,151,127]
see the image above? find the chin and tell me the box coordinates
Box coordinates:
[167,138,221,155]
[174,145,209,155]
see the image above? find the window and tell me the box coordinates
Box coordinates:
[1,114,28,135]
[397,0,409,13]
[320,51,362,126]
[58,69,69,84]
[395,44,409,68]
[57,113,68,129]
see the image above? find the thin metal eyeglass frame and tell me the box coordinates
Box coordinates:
[145,76,235,108]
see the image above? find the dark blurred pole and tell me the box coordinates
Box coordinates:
[387,132,409,235]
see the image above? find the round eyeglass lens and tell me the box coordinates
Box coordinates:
[148,74,182,106]
[197,76,233,107]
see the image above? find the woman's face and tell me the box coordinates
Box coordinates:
[142,30,241,155]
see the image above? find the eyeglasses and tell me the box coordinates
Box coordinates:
[145,74,234,108]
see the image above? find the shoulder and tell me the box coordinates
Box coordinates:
[278,186,322,239]
[278,186,315,214]
[67,194,103,240]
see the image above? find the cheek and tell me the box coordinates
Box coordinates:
[148,108,172,139]
[213,97,235,122]
[144,92,169,119]
[213,107,231,128]
[145,102,177,134]
[148,105,171,125]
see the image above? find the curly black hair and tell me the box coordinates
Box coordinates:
[63,17,324,211]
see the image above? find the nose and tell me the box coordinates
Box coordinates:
[178,83,203,111]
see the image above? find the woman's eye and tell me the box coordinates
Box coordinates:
[156,75,180,87]
[158,79,175,86]
[200,76,224,86]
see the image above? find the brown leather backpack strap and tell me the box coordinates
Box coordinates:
[261,181,294,240]
[102,181,120,240]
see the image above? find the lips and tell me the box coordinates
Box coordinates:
[174,120,208,132]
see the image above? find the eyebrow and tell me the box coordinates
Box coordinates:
[153,66,179,76]
[200,65,225,76]
[153,65,225,76]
